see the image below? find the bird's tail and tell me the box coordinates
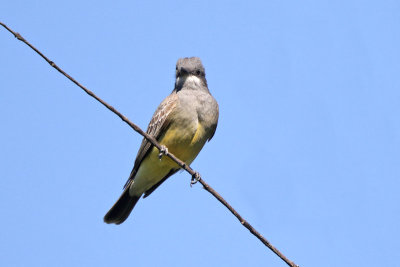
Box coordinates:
[104,186,140,225]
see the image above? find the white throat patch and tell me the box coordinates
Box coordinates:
[176,75,202,88]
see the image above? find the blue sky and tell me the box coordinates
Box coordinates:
[1,1,399,266]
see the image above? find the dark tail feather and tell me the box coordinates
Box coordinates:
[104,187,140,225]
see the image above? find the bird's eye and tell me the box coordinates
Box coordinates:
[196,70,201,75]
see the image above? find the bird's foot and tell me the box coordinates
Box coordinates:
[190,172,201,187]
[158,145,168,160]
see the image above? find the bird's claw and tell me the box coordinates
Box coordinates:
[158,145,168,160]
[190,172,201,187]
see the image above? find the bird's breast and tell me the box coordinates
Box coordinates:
[158,89,218,164]
[159,119,205,163]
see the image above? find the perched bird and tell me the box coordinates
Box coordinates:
[104,57,219,224]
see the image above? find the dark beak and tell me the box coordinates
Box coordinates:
[180,66,189,75]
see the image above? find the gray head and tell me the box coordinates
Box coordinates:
[174,57,208,91]
[176,57,205,78]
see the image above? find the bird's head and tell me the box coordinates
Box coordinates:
[174,57,208,91]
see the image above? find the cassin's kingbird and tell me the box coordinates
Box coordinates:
[104,57,219,224]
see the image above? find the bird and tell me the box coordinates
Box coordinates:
[104,57,219,224]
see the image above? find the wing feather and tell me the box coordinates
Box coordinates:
[123,93,178,189]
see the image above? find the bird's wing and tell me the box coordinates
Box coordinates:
[207,103,219,142]
[123,93,178,189]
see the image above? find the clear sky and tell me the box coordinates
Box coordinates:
[1,1,399,266]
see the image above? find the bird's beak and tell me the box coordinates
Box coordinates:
[180,66,189,75]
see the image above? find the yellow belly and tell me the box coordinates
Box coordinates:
[129,122,208,196]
